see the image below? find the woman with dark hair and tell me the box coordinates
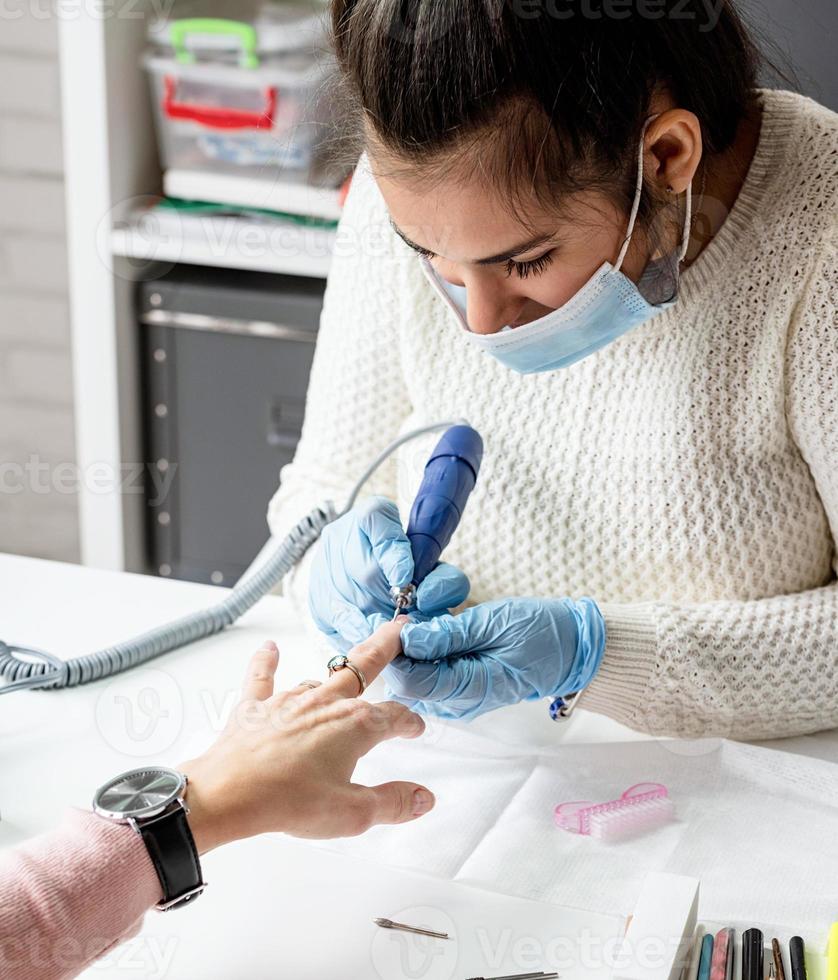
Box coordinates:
[269,1,838,740]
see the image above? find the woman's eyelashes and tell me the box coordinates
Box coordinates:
[504,250,555,279]
[417,245,557,280]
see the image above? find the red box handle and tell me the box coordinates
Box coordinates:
[163,75,276,130]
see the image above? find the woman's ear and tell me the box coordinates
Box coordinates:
[645,109,703,194]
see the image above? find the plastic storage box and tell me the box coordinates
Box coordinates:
[144,5,335,185]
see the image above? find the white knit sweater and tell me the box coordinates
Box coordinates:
[268,89,838,740]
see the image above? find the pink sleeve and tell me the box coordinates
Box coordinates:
[0,807,163,980]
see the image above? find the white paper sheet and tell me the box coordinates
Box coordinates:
[315,724,838,936]
[79,836,628,980]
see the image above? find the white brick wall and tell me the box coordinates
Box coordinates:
[0,53,61,115]
[2,8,59,56]
[0,13,79,563]
[0,117,64,175]
[0,175,65,235]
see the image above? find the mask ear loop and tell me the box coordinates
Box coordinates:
[614,115,693,273]
[676,180,693,264]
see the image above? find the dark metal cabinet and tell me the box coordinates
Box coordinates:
[139,266,325,584]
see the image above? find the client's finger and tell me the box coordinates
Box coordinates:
[240,642,279,702]
[344,780,436,833]
[294,679,322,693]
[327,698,425,749]
[316,618,408,700]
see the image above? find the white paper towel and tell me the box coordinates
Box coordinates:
[316,723,838,934]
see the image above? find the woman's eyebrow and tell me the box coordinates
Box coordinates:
[389,219,555,265]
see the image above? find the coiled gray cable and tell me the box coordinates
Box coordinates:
[0,420,462,696]
[0,505,336,695]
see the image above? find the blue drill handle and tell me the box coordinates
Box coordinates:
[406,425,484,586]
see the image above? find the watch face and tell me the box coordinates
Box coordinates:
[93,767,186,821]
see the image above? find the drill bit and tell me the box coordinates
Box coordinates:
[373,917,449,939]
[390,584,415,620]
[465,973,559,980]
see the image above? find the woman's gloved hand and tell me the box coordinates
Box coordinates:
[309,496,470,652]
[379,596,606,720]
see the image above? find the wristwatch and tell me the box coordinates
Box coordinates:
[92,766,206,911]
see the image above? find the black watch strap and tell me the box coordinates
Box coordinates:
[138,804,206,911]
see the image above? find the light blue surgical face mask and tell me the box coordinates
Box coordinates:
[420,121,692,375]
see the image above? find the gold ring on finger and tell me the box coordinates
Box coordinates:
[326,655,367,696]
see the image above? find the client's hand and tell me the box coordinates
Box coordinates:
[180,618,433,853]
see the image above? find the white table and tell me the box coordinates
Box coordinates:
[2,555,836,979]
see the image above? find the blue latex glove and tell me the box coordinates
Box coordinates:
[309,496,470,652]
[379,596,606,720]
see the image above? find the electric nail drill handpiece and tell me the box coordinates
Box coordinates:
[391,424,484,618]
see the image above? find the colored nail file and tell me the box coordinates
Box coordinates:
[790,937,807,980]
[742,930,764,980]
[698,934,715,980]
[711,929,733,980]
[827,924,838,980]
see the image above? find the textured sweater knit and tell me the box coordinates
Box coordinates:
[268,90,838,741]
[0,809,160,979]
